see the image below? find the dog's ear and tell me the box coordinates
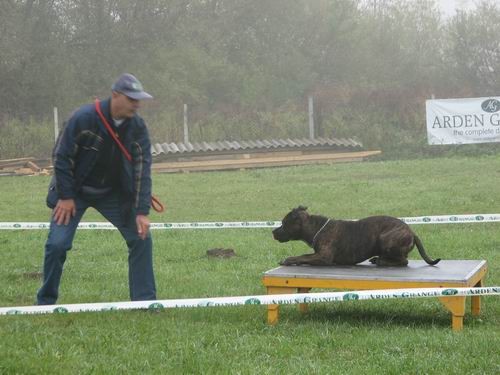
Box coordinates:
[295,206,308,212]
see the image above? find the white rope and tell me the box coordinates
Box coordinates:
[0,214,499,230]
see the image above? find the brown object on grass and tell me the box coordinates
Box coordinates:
[206,248,236,258]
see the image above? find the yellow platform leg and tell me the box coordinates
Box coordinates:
[471,279,483,316]
[297,287,311,314]
[266,286,294,325]
[439,296,466,331]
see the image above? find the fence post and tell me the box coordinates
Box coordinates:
[53,107,59,143]
[183,103,189,144]
[308,96,315,139]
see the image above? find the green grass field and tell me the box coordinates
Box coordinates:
[0,156,499,374]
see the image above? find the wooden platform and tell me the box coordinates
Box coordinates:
[262,260,488,331]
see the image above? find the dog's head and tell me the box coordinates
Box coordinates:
[272,206,309,242]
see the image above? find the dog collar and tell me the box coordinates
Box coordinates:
[311,218,331,248]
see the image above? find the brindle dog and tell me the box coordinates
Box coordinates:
[273,206,440,266]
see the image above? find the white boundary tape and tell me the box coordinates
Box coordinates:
[2,287,499,316]
[1,214,500,230]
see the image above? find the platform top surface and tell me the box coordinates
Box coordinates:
[263,260,487,283]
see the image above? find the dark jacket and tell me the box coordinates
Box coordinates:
[47,98,152,215]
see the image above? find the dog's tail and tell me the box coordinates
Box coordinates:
[414,235,441,265]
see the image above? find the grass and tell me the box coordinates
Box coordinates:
[0,155,499,374]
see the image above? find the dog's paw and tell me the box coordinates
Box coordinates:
[279,259,292,266]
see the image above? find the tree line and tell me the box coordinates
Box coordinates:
[1,0,499,159]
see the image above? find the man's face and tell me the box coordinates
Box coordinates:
[111,91,141,119]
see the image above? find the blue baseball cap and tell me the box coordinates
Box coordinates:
[111,73,153,100]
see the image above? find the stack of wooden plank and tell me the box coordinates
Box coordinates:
[0,157,52,176]
[151,150,382,173]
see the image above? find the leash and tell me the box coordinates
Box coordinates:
[311,218,331,247]
[94,99,165,213]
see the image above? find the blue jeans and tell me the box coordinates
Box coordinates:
[36,192,156,305]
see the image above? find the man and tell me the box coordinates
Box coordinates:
[36,73,156,305]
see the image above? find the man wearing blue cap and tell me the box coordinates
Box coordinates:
[36,73,157,305]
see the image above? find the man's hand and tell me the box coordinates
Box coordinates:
[136,214,150,240]
[53,199,76,225]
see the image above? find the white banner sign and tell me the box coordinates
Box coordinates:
[1,287,498,316]
[426,97,500,145]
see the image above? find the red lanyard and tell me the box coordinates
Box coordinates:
[95,99,165,213]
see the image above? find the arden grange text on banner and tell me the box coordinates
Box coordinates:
[426,97,500,145]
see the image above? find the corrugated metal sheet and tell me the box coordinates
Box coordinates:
[151,137,362,156]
